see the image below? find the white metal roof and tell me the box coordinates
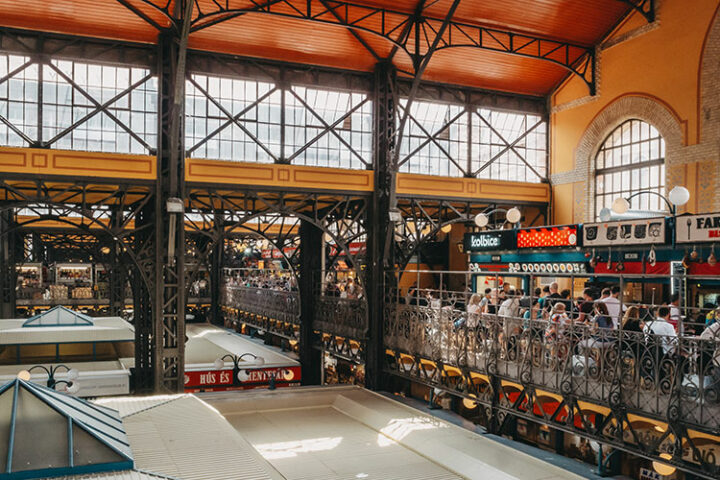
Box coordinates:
[102,395,284,480]
[183,323,299,369]
[39,469,177,479]
[0,316,134,345]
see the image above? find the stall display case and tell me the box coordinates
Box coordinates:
[15,264,44,300]
[54,263,93,300]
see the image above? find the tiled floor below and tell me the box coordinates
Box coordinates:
[226,406,463,480]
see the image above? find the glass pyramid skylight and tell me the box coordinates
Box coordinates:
[0,378,133,479]
[22,306,94,328]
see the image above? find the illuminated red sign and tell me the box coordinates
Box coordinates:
[328,242,366,257]
[517,226,578,249]
[184,366,302,392]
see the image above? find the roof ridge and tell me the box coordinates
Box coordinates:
[122,394,189,419]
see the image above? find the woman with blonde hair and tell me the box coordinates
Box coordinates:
[622,305,643,332]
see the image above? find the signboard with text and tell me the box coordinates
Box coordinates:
[517,225,578,249]
[583,217,666,247]
[184,365,302,392]
[676,213,720,243]
[463,230,516,252]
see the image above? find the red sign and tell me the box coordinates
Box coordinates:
[328,242,366,257]
[184,366,302,392]
[517,226,578,249]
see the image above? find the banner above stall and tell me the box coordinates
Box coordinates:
[583,217,666,247]
[517,225,578,249]
[464,230,516,252]
[676,213,720,243]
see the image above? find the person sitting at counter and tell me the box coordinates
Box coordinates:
[644,306,678,358]
[577,289,596,324]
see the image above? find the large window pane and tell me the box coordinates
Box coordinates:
[594,119,666,217]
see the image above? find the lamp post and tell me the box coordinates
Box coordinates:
[473,207,522,229]
[213,353,265,387]
[17,364,80,393]
[607,186,690,218]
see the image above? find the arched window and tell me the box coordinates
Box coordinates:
[594,119,666,216]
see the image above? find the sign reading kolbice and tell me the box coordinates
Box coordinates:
[583,217,666,247]
[463,230,515,252]
[676,213,720,243]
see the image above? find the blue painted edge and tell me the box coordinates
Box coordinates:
[5,380,18,473]
[0,460,133,479]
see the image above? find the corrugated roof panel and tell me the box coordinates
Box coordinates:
[39,469,177,479]
[120,395,284,480]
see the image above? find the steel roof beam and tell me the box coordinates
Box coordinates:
[122,0,595,94]
[613,0,655,23]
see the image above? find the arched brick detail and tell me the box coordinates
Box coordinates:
[699,6,720,211]
[574,95,684,222]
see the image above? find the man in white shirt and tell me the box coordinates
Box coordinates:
[644,306,678,356]
[602,286,625,329]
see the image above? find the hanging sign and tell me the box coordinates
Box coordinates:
[507,262,587,274]
[517,225,578,249]
[583,218,666,247]
[463,230,516,252]
[676,213,720,243]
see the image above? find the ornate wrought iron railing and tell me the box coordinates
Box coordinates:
[222,285,300,339]
[383,271,720,478]
[313,295,368,344]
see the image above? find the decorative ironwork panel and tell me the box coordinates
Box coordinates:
[314,295,367,342]
[223,285,300,336]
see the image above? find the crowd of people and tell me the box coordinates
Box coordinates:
[225,271,297,291]
[323,275,364,300]
[400,281,720,399]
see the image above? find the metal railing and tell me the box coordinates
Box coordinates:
[222,285,300,338]
[383,269,720,478]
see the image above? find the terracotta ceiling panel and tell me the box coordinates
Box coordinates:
[0,0,168,43]
[422,0,631,45]
[396,47,570,97]
[0,0,634,96]
[189,14,389,73]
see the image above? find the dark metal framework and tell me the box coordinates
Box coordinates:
[0,29,157,153]
[396,81,548,181]
[165,0,597,93]
[615,0,656,23]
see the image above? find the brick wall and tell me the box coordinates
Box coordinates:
[550,8,720,222]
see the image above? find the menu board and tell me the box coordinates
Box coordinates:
[675,213,720,243]
[517,225,578,249]
[583,217,666,247]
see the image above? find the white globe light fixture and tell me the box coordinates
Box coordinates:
[17,370,31,381]
[65,382,80,394]
[611,197,630,214]
[440,224,452,234]
[505,207,522,224]
[668,185,690,207]
[237,369,250,382]
[474,213,489,227]
[254,356,265,367]
[213,358,225,370]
